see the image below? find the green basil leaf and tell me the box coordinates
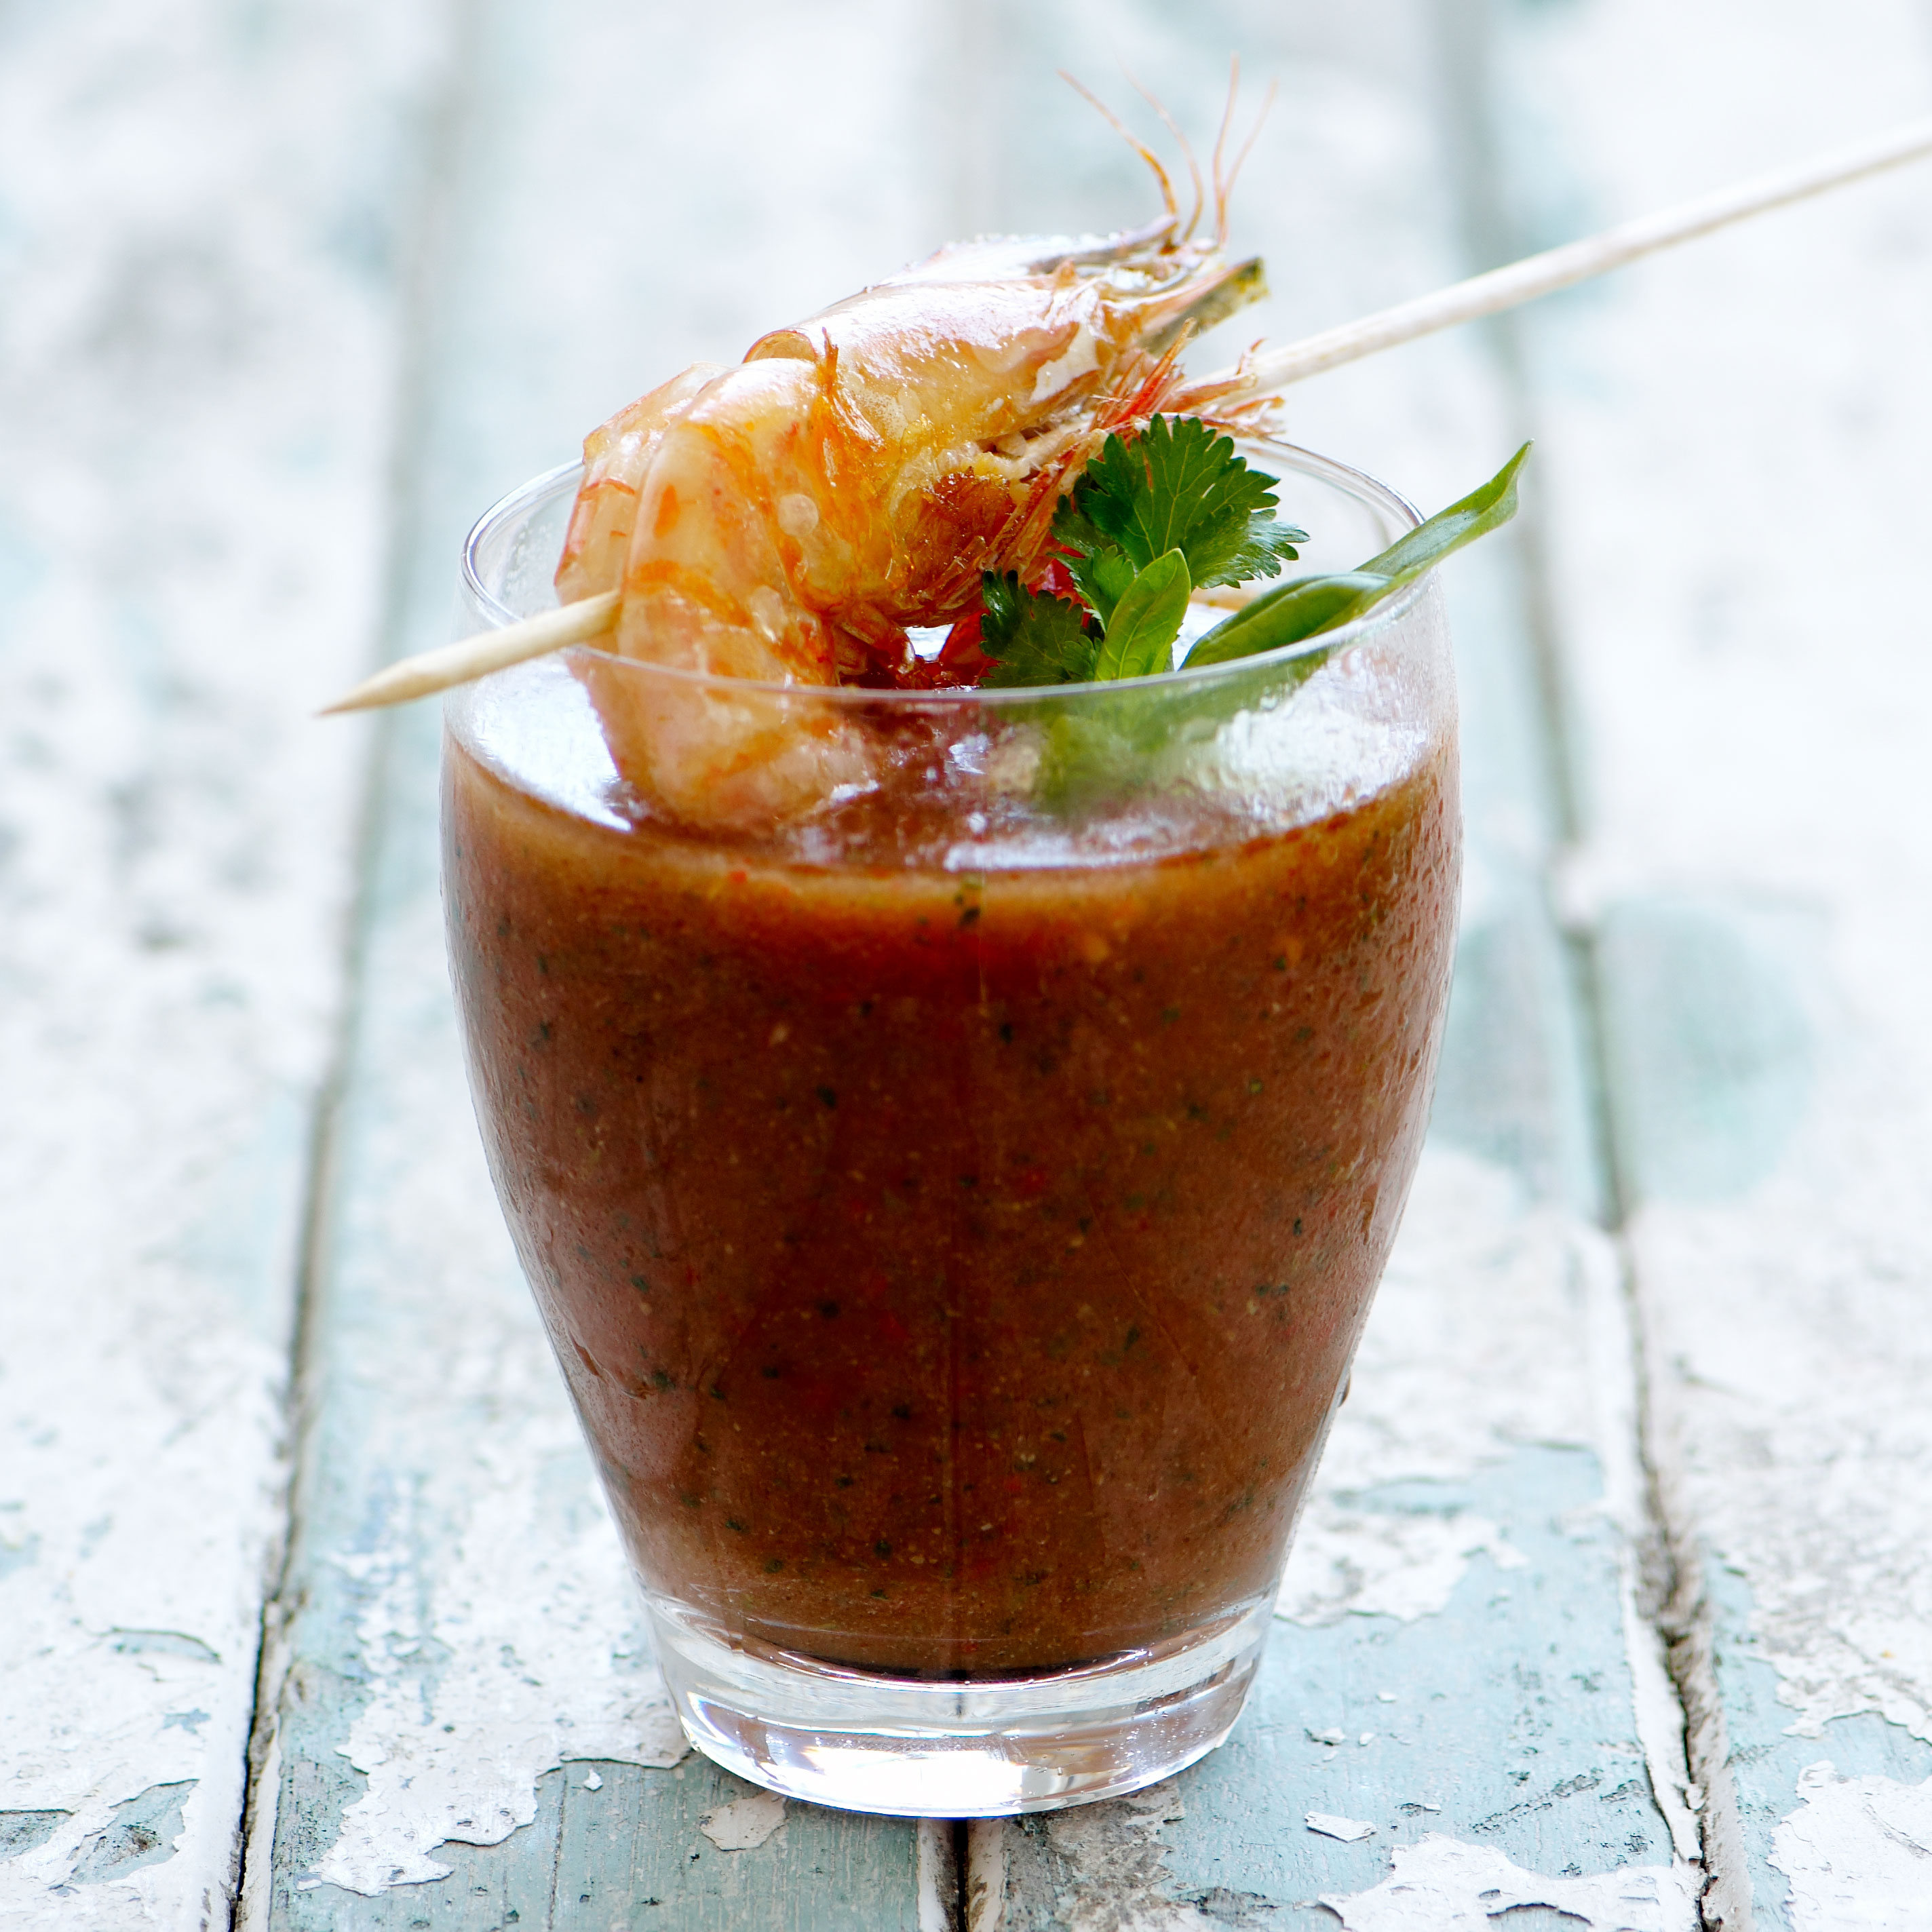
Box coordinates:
[1186,443,1530,670]
[1184,572,1392,669]
[1096,549,1191,681]
[1357,440,1530,583]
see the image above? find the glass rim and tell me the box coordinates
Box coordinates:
[461,438,1429,709]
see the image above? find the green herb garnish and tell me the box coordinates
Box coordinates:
[980,417,1307,690]
[1056,414,1308,600]
[1186,441,1530,669]
[975,423,1529,691]
[980,572,1099,687]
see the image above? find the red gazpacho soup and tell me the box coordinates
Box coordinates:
[444,665,1458,1678]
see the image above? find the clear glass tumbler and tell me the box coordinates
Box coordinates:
[442,444,1460,1816]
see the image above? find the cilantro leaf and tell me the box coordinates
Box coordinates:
[1215,514,1309,590]
[1060,539,1140,626]
[1096,549,1191,680]
[978,573,1099,688]
[1054,416,1307,594]
[1049,488,1140,624]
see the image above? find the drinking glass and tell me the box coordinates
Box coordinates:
[442,444,1460,1815]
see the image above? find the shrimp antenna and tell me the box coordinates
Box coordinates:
[1222,73,1277,225]
[1210,58,1243,246]
[1060,70,1179,227]
[1121,67,1205,242]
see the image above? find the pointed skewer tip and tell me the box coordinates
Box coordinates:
[316,590,620,717]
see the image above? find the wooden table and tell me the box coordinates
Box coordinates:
[4,3,1930,1926]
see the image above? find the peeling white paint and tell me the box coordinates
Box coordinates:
[1769,1761,1932,1931]
[309,1446,685,1895]
[0,1,442,1925]
[1321,1834,1699,1931]
[1277,1153,1593,1628]
[1281,1505,1529,1625]
[697,1791,787,1852]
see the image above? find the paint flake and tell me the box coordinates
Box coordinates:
[698,1791,786,1851]
[1321,1834,1697,1930]
[1769,1760,1932,1930]
[1306,1813,1376,1842]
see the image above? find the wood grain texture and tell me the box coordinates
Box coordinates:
[1484,0,1932,1923]
[0,3,442,1925]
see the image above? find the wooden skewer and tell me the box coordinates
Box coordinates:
[1210,115,1932,395]
[318,590,618,714]
[322,117,1932,718]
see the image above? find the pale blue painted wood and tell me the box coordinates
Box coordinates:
[1477,0,1932,1924]
[1158,1450,1674,1916]
[0,3,440,1924]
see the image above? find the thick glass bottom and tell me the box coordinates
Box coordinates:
[648,1595,1271,1817]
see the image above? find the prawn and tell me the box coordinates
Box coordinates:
[560,132,1270,828]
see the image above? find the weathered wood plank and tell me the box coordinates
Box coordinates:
[249,2,970,1923]
[966,3,1697,1923]
[1484,0,1932,1923]
[0,3,441,1925]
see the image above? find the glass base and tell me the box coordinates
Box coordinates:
[647,1596,1270,1817]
